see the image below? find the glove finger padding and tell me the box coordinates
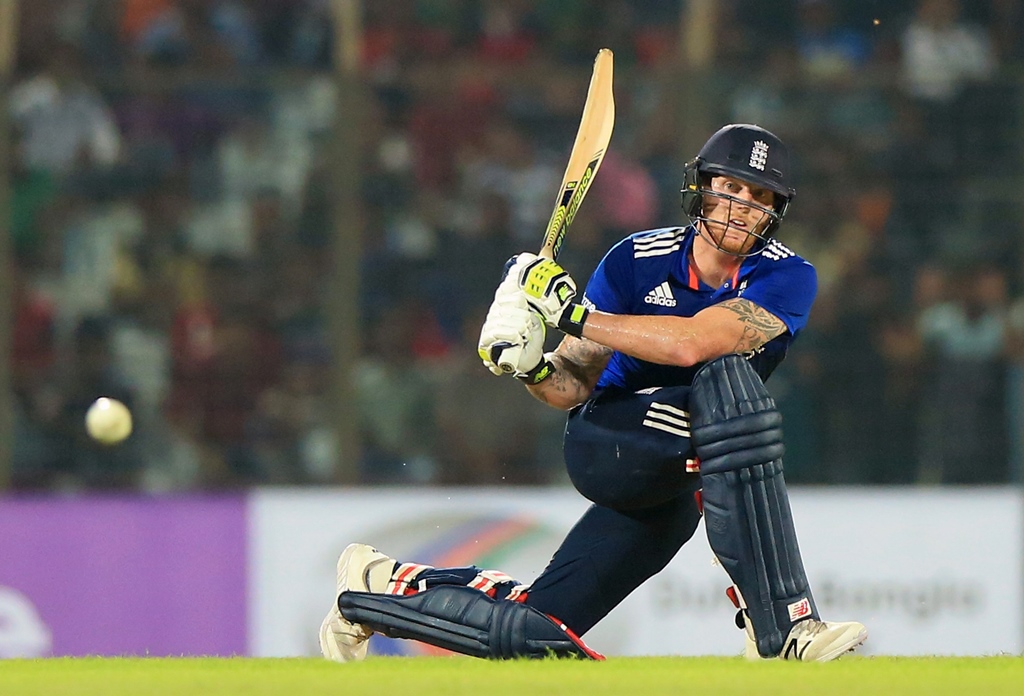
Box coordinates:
[490,255,535,313]
[477,296,546,377]
[501,252,539,283]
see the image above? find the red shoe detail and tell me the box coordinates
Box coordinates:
[545,614,606,661]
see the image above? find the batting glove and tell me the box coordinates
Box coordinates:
[477,293,554,384]
[506,253,590,338]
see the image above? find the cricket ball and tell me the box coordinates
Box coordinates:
[85,397,133,445]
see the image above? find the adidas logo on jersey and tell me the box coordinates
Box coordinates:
[762,239,795,261]
[633,229,683,258]
[644,281,677,307]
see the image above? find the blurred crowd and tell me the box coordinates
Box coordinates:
[7,0,1024,491]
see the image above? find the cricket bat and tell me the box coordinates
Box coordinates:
[540,47,615,261]
[495,49,615,374]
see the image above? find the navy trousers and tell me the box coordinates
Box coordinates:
[413,386,702,635]
[522,386,703,634]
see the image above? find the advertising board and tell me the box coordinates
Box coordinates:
[0,496,248,657]
[251,487,1023,657]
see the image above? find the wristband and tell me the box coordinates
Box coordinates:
[557,303,590,338]
[515,358,556,385]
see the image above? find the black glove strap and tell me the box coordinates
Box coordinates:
[515,358,556,385]
[557,303,590,338]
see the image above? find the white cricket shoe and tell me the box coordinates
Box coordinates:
[738,611,760,660]
[723,585,760,660]
[318,543,396,662]
[779,618,868,662]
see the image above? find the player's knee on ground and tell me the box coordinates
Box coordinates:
[689,354,817,658]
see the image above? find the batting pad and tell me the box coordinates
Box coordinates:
[689,355,818,658]
[339,585,602,660]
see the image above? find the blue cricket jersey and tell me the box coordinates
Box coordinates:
[582,225,817,391]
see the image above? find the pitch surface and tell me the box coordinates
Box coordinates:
[1,656,1022,695]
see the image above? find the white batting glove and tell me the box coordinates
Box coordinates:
[506,253,590,338]
[477,293,554,384]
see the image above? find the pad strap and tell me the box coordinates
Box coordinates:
[339,585,603,660]
[387,563,433,595]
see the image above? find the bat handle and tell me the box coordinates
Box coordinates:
[491,341,521,374]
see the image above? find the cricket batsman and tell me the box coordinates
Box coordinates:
[319,124,868,662]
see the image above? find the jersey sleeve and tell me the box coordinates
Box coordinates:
[581,236,635,314]
[740,258,818,335]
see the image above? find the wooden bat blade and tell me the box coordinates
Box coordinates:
[540,48,615,261]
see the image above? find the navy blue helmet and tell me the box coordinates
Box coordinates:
[680,124,796,255]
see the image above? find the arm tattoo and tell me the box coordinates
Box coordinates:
[555,336,613,387]
[716,298,788,353]
[527,336,612,407]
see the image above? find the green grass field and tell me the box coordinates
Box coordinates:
[1,656,1023,696]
